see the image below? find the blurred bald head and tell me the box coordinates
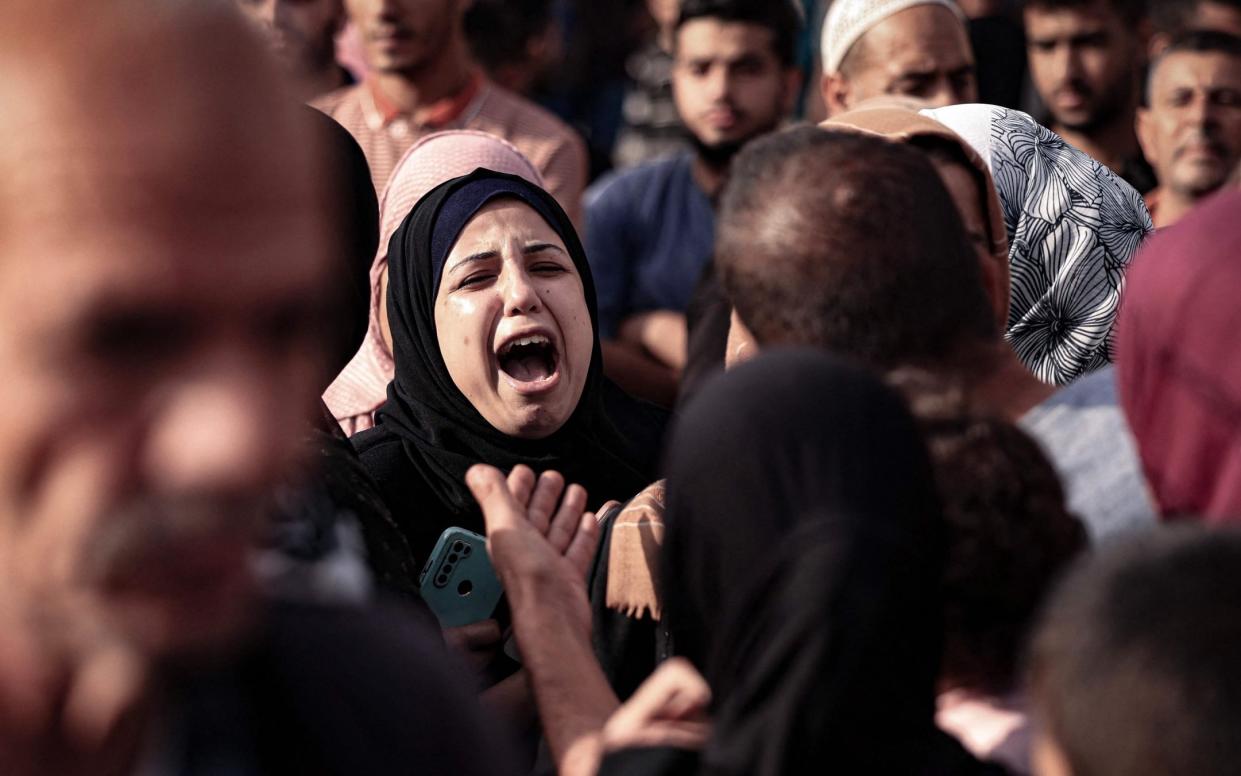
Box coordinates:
[0,0,338,658]
[0,0,325,254]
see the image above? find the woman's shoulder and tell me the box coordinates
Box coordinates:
[350,425,404,461]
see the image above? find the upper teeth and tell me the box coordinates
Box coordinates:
[503,334,549,354]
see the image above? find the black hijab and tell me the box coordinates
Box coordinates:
[653,349,989,775]
[364,169,659,555]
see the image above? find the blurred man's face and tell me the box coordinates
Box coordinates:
[827,5,977,112]
[236,0,344,73]
[1138,51,1241,201]
[345,0,461,74]
[0,97,331,658]
[672,19,798,160]
[1025,1,1143,131]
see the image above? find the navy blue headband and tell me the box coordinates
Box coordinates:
[430,175,567,292]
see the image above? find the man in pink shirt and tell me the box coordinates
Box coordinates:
[314,0,586,222]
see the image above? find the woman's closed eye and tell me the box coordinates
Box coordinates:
[530,261,569,276]
[456,271,497,290]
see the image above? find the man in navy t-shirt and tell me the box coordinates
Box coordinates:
[584,0,802,406]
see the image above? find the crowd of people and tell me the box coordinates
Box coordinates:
[4,0,1241,773]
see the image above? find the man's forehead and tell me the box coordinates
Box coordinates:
[1154,51,1241,92]
[864,5,972,63]
[675,18,778,59]
[1025,4,1115,32]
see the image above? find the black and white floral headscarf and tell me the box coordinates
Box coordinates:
[921,104,1153,386]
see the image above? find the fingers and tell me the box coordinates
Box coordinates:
[526,470,566,534]
[628,658,712,721]
[506,465,536,508]
[564,510,602,580]
[601,658,712,754]
[466,464,523,537]
[546,484,587,555]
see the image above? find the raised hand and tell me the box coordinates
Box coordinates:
[466,464,600,638]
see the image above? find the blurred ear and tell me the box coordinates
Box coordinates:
[781,67,804,116]
[1135,108,1155,166]
[725,308,759,370]
[822,72,853,117]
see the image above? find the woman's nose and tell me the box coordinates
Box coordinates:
[501,267,541,316]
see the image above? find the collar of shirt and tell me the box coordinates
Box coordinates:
[364,71,486,133]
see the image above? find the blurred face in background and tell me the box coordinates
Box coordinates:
[345,0,464,74]
[672,18,799,160]
[1139,49,1241,202]
[1025,1,1143,131]
[0,24,333,658]
[236,0,345,75]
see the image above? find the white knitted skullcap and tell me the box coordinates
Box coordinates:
[821,0,966,74]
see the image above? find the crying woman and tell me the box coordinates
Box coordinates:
[351,169,664,568]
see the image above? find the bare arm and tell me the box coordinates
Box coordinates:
[618,311,688,372]
[600,340,679,408]
[466,465,619,776]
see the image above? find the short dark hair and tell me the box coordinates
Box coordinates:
[1024,0,1147,25]
[1029,527,1241,776]
[1150,0,1241,36]
[716,125,996,372]
[675,0,803,66]
[464,0,553,73]
[1147,29,1241,100]
[891,370,1086,695]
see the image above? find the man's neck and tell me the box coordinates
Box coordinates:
[370,39,475,123]
[1052,114,1139,175]
[690,154,730,202]
[1152,186,1204,229]
[966,341,1058,421]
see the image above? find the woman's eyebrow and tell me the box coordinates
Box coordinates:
[449,250,499,272]
[523,242,565,255]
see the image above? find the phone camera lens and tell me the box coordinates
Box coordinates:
[457,580,473,596]
[443,562,455,575]
[451,541,465,552]
[448,552,458,563]
[435,574,449,587]
[461,545,472,556]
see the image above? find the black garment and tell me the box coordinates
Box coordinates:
[587,505,672,701]
[165,601,519,775]
[606,350,1002,775]
[268,402,422,600]
[677,261,730,409]
[353,170,663,565]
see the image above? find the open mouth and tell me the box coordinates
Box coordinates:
[497,333,560,390]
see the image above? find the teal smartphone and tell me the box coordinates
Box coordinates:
[417,528,503,629]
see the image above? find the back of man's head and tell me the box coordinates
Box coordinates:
[1029,527,1241,776]
[675,0,803,66]
[716,125,996,372]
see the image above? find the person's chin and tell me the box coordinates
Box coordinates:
[494,394,573,440]
[103,560,259,660]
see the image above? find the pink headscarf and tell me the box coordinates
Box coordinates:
[323,130,544,435]
[1116,190,1241,523]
